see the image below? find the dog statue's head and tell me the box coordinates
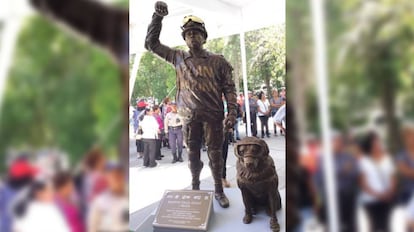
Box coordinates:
[234,137,269,170]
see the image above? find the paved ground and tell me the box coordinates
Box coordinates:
[129,120,286,231]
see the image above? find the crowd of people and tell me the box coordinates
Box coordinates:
[0,148,128,232]
[296,123,414,232]
[131,87,287,166]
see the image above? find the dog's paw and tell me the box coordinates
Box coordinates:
[270,217,280,232]
[243,214,253,224]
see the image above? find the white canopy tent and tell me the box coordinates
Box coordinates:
[0,2,32,111]
[129,0,285,136]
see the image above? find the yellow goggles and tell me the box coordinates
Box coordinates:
[182,15,204,28]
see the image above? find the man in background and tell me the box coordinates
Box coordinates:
[164,102,184,163]
[244,91,258,137]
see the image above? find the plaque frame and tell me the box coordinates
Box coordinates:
[153,190,214,232]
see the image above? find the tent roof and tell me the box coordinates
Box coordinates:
[130,0,285,54]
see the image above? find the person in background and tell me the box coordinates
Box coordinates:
[273,98,286,135]
[88,164,128,232]
[0,155,38,232]
[13,180,70,232]
[131,106,139,135]
[54,172,84,232]
[164,102,184,163]
[244,91,258,137]
[161,97,171,118]
[359,132,396,232]
[153,105,164,161]
[406,196,414,231]
[161,97,171,148]
[141,108,159,168]
[279,88,286,135]
[297,160,318,232]
[135,101,147,159]
[300,135,321,176]
[237,93,244,109]
[234,102,242,141]
[348,136,364,161]
[280,87,286,99]
[396,124,414,205]
[237,93,245,128]
[315,133,360,232]
[270,89,283,136]
[82,148,107,210]
[257,92,271,138]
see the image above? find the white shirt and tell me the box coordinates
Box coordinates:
[359,155,395,203]
[140,115,159,139]
[164,112,182,133]
[406,194,414,222]
[273,104,286,124]
[257,99,270,116]
[14,202,70,232]
[88,191,128,232]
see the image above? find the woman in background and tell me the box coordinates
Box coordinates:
[359,132,396,232]
[153,105,164,161]
[14,180,70,232]
[269,89,283,136]
[140,108,159,168]
[257,92,271,138]
[396,124,414,205]
[54,172,84,232]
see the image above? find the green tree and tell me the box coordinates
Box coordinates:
[247,25,286,98]
[336,0,414,152]
[0,16,122,169]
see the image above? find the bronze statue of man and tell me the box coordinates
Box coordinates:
[145,1,238,208]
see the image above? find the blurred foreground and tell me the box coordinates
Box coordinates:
[288,0,414,231]
[0,1,128,231]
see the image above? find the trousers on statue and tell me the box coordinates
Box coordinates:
[183,113,224,194]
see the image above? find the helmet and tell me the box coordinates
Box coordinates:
[181,15,208,40]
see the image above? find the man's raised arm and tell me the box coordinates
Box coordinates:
[144,1,177,64]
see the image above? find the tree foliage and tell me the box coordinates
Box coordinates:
[247,25,286,97]
[0,16,122,167]
[289,0,414,151]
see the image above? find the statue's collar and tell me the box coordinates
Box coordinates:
[184,49,210,59]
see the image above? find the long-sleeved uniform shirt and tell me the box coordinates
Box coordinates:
[145,13,237,122]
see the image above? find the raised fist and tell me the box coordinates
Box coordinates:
[155,1,168,17]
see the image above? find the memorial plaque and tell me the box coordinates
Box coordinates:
[153,190,214,232]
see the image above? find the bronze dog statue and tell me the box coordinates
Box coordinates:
[235,137,282,232]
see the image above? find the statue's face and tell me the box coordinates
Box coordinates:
[236,143,266,170]
[184,29,205,50]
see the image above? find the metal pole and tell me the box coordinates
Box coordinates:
[129,52,143,100]
[0,19,21,112]
[239,9,251,137]
[311,0,339,231]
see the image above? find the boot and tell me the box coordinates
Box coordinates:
[214,184,229,208]
[207,150,229,208]
[189,161,203,190]
[178,152,183,162]
[172,153,177,163]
